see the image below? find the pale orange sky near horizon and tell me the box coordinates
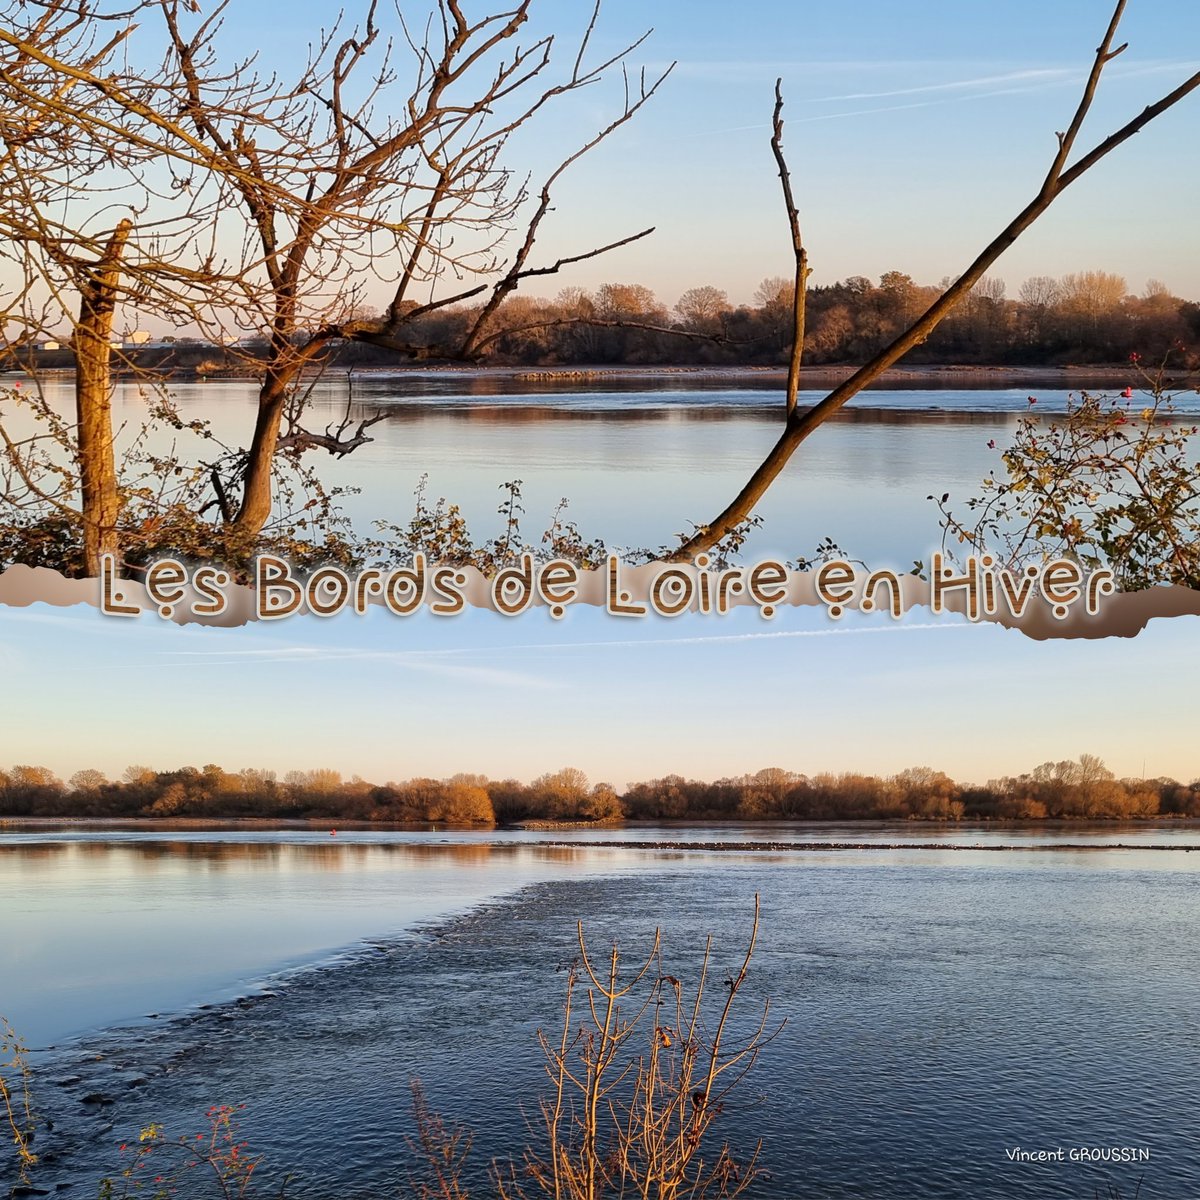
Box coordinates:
[2,2,1199,794]
[2,600,1198,791]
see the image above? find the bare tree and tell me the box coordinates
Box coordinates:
[1,0,673,567]
[0,1017,37,1185]
[675,285,731,333]
[496,898,775,1200]
[0,5,228,574]
[1018,276,1063,309]
[669,0,1200,560]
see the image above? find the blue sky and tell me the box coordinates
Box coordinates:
[379,0,1200,306]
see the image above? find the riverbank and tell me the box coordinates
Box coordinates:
[6,361,1149,389]
[5,815,1200,836]
[459,362,1147,391]
[168,361,1153,389]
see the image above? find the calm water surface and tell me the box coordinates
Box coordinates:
[4,826,1200,1198]
[14,375,1193,563]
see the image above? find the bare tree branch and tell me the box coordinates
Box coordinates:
[771,80,808,420]
[669,2,1200,560]
[274,412,387,457]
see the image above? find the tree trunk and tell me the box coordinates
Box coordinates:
[232,371,291,537]
[76,218,132,577]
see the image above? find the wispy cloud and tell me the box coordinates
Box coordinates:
[787,60,1196,124]
[816,68,1075,103]
[650,58,933,83]
[688,101,939,137]
[683,58,1197,137]
[6,607,971,679]
[149,642,561,690]
[0,607,121,632]
[684,71,1078,137]
[443,620,974,655]
[793,100,942,124]
[161,618,971,666]
[666,56,1191,88]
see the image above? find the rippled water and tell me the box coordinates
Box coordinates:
[7,828,1200,1198]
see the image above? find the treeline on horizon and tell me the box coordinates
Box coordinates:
[15,270,1199,373]
[2,755,1197,825]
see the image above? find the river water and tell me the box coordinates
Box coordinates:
[4,825,1200,1198]
[11,370,1193,564]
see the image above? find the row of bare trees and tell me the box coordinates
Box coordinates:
[788,271,1194,367]
[2,756,1194,822]
[2,0,1197,576]
[333,269,1199,366]
[623,758,1179,821]
[16,270,1191,370]
[0,763,620,823]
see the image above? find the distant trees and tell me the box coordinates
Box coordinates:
[528,767,590,817]
[67,768,108,794]
[596,285,667,324]
[675,286,731,334]
[377,775,495,824]
[0,755,1196,822]
[208,268,1193,371]
[982,756,1164,819]
[536,768,622,819]
[0,766,63,812]
[891,766,964,821]
[614,757,1195,822]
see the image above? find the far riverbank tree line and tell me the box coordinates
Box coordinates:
[13,272,1198,373]
[0,755,1194,824]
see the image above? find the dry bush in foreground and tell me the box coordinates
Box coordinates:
[1,1015,38,1184]
[409,897,777,1200]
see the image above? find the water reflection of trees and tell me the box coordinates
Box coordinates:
[0,839,513,874]
[0,841,68,862]
[380,405,676,425]
[526,845,588,865]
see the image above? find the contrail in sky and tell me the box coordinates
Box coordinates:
[817,68,1074,102]
[158,619,972,666]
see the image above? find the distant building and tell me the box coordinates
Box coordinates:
[124,330,152,345]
